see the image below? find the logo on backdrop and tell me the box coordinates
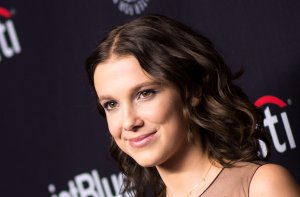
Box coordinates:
[0,6,21,63]
[48,170,132,197]
[255,95,296,156]
[112,0,149,16]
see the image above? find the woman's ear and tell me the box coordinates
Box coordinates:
[191,97,200,107]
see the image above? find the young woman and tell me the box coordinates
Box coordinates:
[85,15,299,197]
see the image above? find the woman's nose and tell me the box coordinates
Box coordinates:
[122,106,144,131]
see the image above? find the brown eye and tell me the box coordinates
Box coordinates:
[141,91,151,97]
[137,89,157,100]
[103,101,118,110]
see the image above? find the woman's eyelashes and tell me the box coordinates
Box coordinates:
[136,89,158,100]
[102,100,118,111]
[101,89,159,111]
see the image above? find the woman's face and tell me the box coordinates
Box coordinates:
[93,55,189,167]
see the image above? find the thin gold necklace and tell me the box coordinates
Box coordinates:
[166,163,213,197]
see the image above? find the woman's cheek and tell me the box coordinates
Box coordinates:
[106,113,122,139]
[138,104,155,119]
[139,99,168,123]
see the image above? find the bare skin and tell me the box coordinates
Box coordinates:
[250,164,300,197]
[94,55,223,196]
[94,55,300,197]
[156,132,223,197]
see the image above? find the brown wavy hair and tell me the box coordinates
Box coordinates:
[85,15,270,196]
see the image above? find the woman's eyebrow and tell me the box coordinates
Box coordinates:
[98,95,113,102]
[131,81,162,91]
[98,81,162,101]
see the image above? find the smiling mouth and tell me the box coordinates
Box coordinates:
[128,131,157,148]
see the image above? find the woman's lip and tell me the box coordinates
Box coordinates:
[128,131,156,148]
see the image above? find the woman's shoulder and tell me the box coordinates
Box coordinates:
[249,163,300,197]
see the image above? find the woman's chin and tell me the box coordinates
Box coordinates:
[132,155,164,168]
[134,159,157,167]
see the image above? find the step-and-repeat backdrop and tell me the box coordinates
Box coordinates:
[1,1,299,196]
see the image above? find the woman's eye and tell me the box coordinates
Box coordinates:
[103,101,118,110]
[137,89,157,99]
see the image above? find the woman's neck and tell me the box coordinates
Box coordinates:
[156,135,220,197]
